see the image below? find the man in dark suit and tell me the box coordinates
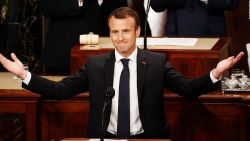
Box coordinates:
[41,0,101,74]
[151,0,239,37]
[42,0,151,75]
[0,7,244,139]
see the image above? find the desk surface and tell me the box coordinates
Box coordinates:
[0,72,65,90]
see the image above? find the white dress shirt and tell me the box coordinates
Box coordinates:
[107,47,144,135]
[78,0,83,7]
[78,0,103,7]
[200,0,208,4]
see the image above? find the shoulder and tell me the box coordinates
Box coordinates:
[85,51,115,66]
[88,51,112,59]
[140,49,166,59]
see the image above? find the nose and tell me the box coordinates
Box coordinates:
[118,33,124,41]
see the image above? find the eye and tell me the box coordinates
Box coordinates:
[123,29,129,33]
[111,30,118,35]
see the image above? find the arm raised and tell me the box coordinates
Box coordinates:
[0,53,27,80]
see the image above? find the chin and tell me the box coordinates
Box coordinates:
[117,46,127,51]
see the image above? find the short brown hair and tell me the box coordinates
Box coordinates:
[108,7,140,29]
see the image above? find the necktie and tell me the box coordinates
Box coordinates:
[117,59,130,138]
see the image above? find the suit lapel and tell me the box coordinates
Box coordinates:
[103,51,115,130]
[137,49,148,106]
[104,51,115,89]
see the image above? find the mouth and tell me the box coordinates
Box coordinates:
[118,42,127,46]
[118,40,127,43]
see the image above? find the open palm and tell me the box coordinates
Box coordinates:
[213,52,244,78]
[0,53,26,79]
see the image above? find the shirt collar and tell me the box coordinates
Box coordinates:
[115,47,138,63]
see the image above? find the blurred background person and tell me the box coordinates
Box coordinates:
[41,0,100,75]
[151,0,239,37]
[42,0,152,75]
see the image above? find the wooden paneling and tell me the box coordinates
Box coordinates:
[0,91,40,141]
[165,94,247,141]
[0,88,249,141]
[38,92,248,141]
[39,95,89,141]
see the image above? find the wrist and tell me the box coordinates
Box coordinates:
[19,70,27,80]
[212,68,221,79]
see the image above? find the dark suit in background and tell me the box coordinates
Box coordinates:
[151,0,239,37]
[100,0,151,36]
[41,0,101,74]
[42,0,151,75]
[22,48,219,138]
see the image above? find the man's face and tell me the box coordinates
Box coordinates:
[108,16,140,57]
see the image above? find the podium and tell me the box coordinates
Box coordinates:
[71,37,229,78]
[0,73,40,141]
[0,72,248,141]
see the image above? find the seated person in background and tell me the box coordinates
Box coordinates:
[151,0,239,37]
[42,0,151,75]
[0,7,244,139]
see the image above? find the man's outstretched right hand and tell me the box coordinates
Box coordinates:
[0,53,27,80]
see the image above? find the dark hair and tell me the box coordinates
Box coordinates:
[108,7,140,29]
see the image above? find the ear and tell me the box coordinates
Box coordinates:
[136,26,141,37]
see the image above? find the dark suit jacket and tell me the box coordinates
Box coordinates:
[42,0,151,74]
[22,48,219,138]
[41,0,101,74]
[151,0,239,37]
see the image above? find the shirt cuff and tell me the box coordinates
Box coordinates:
[22,71,31,85]
[78,0,83,7]
[200,0,208,4]
[98,0,103,6]
[210,69,222,83]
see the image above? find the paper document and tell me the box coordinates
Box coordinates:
[136,37,198,46]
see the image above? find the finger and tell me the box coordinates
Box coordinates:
[235,52,244,60]
[11,53,21,64]
[0,53,3,61]
[0,53,8,63]
[226,56,234,62]
[233,52,244,63]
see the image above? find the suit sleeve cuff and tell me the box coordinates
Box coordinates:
[200,0,208,4]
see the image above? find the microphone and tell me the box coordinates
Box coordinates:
[101,87,115,141]
[105,87,115,99]
[144,0,151,50]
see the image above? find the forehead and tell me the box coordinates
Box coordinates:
[109,16,136,29]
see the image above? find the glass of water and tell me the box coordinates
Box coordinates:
[231,69,245,79]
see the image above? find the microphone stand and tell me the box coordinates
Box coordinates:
[100,87,115,141]
[101,102,108,141]
[144,0,151,50]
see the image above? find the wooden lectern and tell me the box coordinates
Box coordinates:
[0,69,249,141]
